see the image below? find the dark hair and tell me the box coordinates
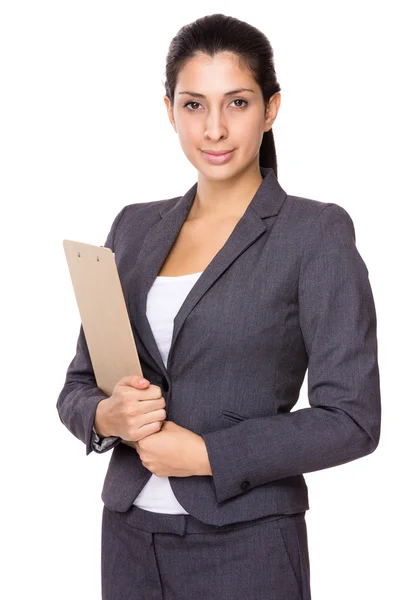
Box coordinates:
[163,13,281,178]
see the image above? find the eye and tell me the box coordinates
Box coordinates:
[183,99,248,111]
[231,99,248,108]
[184,101,202,111]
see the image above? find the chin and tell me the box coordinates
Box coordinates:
[197,166,239,182]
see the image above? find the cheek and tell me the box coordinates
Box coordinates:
[247,122,267,154]
[177,119,200,147]
[244,116,265,140]
[176,128,200,163]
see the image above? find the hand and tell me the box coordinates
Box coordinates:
[135,420,212,477]
[94,375,166,441]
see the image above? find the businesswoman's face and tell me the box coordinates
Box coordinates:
[164,52,280,181]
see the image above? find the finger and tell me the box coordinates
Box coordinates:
[121,375,150,389]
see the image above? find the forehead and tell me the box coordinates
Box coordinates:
[176,52,257,93]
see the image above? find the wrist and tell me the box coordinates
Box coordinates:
[94,397,112,438]
[195,436,212,476]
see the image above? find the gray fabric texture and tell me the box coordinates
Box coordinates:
[56,166,381,527]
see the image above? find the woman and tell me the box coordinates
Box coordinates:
[57,13,381,600]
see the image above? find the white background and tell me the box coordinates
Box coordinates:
[1,1,413,598]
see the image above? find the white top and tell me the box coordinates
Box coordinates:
[133,270,204,514]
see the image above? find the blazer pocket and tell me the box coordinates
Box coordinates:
[221,409,248,423]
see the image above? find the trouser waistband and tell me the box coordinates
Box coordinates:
[104,503,306,536]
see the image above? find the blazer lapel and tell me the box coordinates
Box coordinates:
[128,166,287,377]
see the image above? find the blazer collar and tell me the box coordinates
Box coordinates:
[128,166,287,379]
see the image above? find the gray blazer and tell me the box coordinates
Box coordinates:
[56,166,381,526]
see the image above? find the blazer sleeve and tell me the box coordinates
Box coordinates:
[200,203,382,503]
[56,206,127,455]
[91,424,121,453]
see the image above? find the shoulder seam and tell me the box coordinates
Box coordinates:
[299,202,336,267]
[112,206,128,251]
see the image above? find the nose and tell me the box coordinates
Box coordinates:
[203,108,228,141]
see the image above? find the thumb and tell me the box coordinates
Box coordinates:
[121,374,150,388]
[136,375,150,387]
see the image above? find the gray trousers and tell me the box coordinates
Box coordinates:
[101,504,311,599]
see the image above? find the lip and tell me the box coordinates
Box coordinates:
[201,149,235,164]
[201,149,235,156]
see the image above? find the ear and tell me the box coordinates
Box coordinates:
[164,96,177,133]
[264,92,281,133]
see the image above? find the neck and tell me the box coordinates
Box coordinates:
[188,162,264,221]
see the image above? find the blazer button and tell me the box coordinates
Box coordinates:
[162,376,169,390]
[241,480,250,491]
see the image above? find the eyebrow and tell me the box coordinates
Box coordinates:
[178,88,256,98]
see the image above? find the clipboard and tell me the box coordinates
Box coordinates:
[63,239,143,397]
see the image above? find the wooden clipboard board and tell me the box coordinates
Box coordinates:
[63,239,143,397]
